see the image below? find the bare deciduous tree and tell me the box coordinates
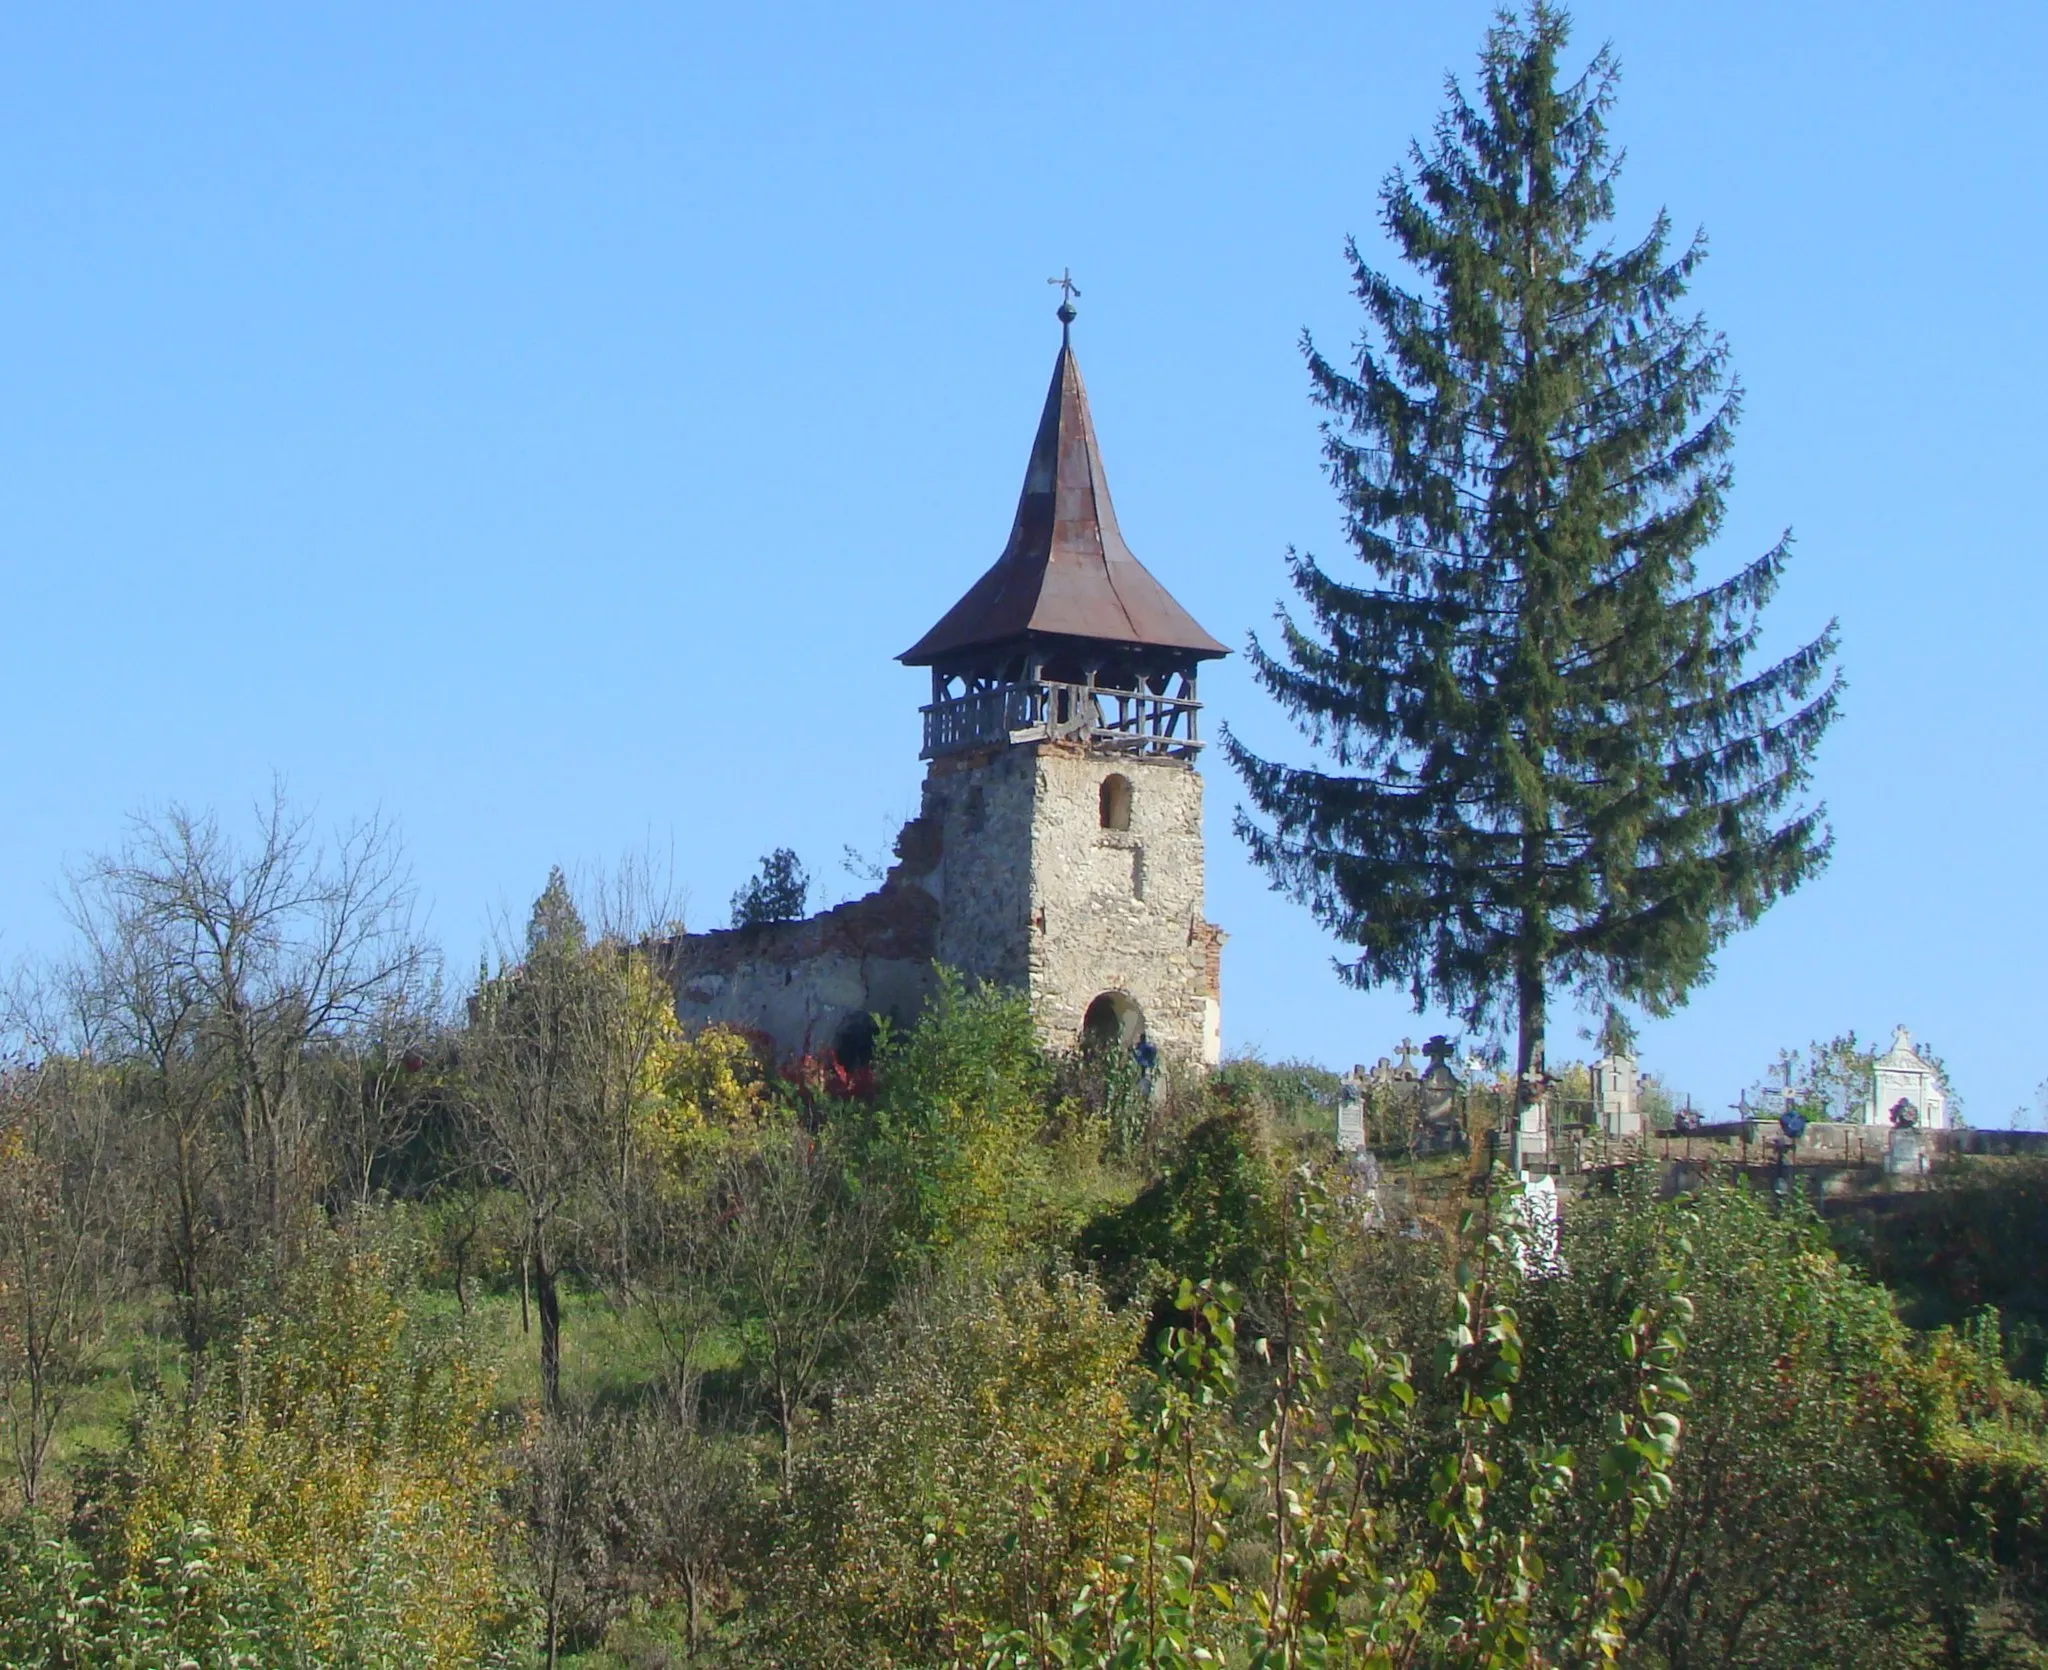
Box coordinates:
[514,1403,608,1670]
[718,1128,885,1494]
[326,980,446,1216]
[463,870,603,1412]
[606,1385,747,1659]
[0,990,139,1510]
[66,886,223,1348]
[64,787,430,1341]
[464,865,682,1410]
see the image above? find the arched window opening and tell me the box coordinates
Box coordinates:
[1082,991,1144,1054]
[1099,773,1133,831]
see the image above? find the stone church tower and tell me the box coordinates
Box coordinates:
[900,298,1229,1064]
[665,299,1228,1065]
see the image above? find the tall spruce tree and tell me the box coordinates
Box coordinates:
[1227,4,1841,1126]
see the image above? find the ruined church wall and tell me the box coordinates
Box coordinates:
[660,881,939,1064]
[659,741,1225,1069]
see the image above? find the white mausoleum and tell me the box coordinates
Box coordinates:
[1864,1025,1949,1128]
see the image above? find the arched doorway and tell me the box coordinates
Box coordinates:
[1082,991,1144,1053]
[833,1011,880,1070]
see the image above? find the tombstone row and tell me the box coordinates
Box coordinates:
[1335,1037,1644,1171]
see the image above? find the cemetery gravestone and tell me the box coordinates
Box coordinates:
[1418,1035,1467,1154]
[1513,1086,1551,1170]
[1592,1052,1641,1139]
[1337,1067,1368,1153]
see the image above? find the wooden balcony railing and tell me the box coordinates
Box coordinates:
[920,678,1202,761]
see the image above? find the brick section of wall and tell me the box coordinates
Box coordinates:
[1194,920,1226,998]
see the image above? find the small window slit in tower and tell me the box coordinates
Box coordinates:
[1099,773,1132,831]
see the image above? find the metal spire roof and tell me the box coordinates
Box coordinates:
[899,304,1228,668]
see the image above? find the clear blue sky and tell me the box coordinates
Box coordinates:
[4,2,2043,1119]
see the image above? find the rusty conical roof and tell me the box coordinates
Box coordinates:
[899,328,1227,667]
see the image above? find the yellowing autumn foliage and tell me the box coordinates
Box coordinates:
[638,1021,775,1175]
[118,1238,512,1667]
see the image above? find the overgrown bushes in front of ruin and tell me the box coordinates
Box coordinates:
[5,852,2048,1666]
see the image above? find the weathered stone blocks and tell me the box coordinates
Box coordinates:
[660,738,1224,1068]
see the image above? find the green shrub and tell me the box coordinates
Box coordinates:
[758,1267,1146,1669]
[0,1517,303,1667]
[1079,1107,1282,1321]
[854,971,1060,1262]
[106,1234,517,1667]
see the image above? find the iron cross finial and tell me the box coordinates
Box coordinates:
[1048,267,1080,326]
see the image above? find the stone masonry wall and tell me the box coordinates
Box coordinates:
[1027,742,1220,1065]
[658,834,941,1064]
[921,744,1038,992]
[660,738,1224,1068]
